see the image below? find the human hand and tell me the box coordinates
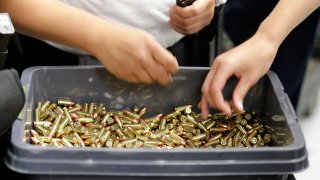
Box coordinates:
[198,32,279,119]
[92,23,179,86]
[169,0,215,34]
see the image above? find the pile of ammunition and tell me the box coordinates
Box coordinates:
[30,99,271,148]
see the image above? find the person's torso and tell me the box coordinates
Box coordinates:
[49,0,184,54]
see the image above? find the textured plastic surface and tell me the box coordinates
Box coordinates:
[6,66,308,176]
[0,69,25,137]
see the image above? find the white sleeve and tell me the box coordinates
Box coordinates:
[215,0,227,6]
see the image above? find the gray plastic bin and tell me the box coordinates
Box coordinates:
[6,66,308,179]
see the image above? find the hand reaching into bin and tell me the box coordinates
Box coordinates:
[199,0,320,118]
[90,23,179,85]
[199,32,276,118]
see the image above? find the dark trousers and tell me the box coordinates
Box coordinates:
[223,0,320,109]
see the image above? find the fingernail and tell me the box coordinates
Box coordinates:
[237,100,243,111]
[168,75,173,83]
[225,108,232,116]
[201,112,208,120]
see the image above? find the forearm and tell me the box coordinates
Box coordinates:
[258,0,320,47]
[0,0,110,55]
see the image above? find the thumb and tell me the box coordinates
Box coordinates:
[175,0,206,17]
[232,76,256,112]
[192,0,207,13]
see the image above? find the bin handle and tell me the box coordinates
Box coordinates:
[267,71,298,124]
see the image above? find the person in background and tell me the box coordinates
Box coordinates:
[199,0,320,118]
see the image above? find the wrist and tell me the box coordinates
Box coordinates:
[82,17,112,56]
[252,26,279,63]
[256,23,282,51]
